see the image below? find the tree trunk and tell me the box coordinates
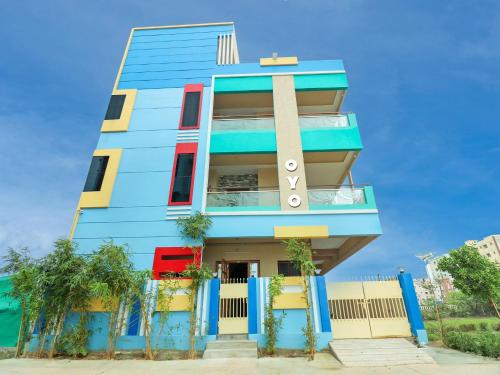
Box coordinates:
[188,284,197,359]
[107,310,117,360]
[302,275,315,360]
[489,297,500,319]
[48,310,66,359]
[15,306,26,358]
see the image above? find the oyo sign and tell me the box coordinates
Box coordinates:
[285,159,301,208]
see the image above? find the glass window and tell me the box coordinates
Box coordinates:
[83,156,109,192]
[105,94,126,120]
[277,261,301,277]
[171,153,195,203]
[180,92,201,128]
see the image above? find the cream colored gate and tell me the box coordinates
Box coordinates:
[327,280,411,339]
[218,281,248,334]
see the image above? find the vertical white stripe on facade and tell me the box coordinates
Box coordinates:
[120,304,129,336]
[217,36,222,65]
[309,277,320,334]
[259,278,264,334]
[200,280,209,335]
[115,301,124,336]
[139,280,153,336]
[195,283,203,336]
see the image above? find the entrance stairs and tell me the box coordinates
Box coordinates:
[329,338,435,367]
[203,335,258,359]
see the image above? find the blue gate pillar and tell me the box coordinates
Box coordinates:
[248,277,258,334]
[208,278,220,336]
[398,272,428,345]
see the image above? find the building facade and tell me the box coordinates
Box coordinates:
[59,22,426,352]
[466,235,500,264]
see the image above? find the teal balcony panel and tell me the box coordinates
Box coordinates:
[301,114,363,152]
[214,76,273,94]
[210,130,277,154]
[294,73,348,91]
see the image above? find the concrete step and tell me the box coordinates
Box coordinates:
[329,338,435,367]
[206,340,257,350]
[203,339,258,360]
[217,334,248,341]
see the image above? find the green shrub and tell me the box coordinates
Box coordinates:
[444,331,500,358]
[479,322,489,331]
[457,323,477,332]
[494,323,500,332]
[55,315,91,357]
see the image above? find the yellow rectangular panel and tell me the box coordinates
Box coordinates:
[156,294,191,312]
[101,89,137,132]
[260,56,298,66]
[363,280,403,299]
[282,276,303,286]
[273,293,307,309]
[79,297,118,312]
[220,283,248,298]
[159,279,192,290]
[274,225,329,239]
[78,149,122,208]
[218,318,248,334]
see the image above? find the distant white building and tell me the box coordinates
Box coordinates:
[416,253,454,301]
[413,278,433,304]
[465,234,500,264]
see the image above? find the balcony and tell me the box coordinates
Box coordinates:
[308,186,376,210]
[299,113,349,129]
[210,115,277,154]
[205,186,376,212]
[206,190,280,212]
[212,115,275,132]
[300,113,363,152]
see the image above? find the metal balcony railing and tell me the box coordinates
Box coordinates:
[307,186,366,206]
[298,113,349,129]
[206,190,280,208]
[212,115,275,131]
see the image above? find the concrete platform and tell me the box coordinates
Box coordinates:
[329,338,436,367]
[203,339,258,359]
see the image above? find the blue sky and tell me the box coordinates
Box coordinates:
[0,1,499,279]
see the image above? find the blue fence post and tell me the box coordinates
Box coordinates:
[398,272,428,345]
[208,278,220,336]
[248,277,258,334]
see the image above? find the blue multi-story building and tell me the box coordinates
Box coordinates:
[65,22,426,353]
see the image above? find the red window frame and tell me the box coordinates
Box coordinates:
[152,247,202,280]
[168,142,198,206]
[178,83,204,130]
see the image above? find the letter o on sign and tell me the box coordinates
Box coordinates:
[285,159,298,172]
[288,194,301,208]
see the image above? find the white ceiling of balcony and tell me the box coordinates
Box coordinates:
[304,151,357,186]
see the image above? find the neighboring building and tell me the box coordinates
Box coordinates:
[465,235,500,263]
[416,253,454,301]
[413,278,432,304]
[54,22,426,352]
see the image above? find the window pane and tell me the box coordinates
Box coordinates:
[278,261,301,277]
[105,95,126,120]
[171,153,194,202]
[83,156,109,192]
[181,92,201,128]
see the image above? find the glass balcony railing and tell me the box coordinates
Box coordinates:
[206,190,280,210]
[212,116,275,132]
[308,187,366,207]
[298,114,349,129]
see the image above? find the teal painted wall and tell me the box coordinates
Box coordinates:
[210,130,276,154]
[294,73,348,91]
[214,76,273,93]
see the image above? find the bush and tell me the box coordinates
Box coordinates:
[457,323,477,332]
[444,331,500,358]
[494,323,500,332]
[479,322,489,331]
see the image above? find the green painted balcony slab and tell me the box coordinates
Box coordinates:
[294,73,348,91]
[300,113,363,152]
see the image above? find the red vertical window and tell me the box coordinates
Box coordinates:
[179,84,203,129]
[152,247,202,279]
[168,143,198,206]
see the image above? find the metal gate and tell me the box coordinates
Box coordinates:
[327,280,411,339]
[218,280,248,334]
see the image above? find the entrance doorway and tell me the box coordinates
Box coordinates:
[217,260,259,282]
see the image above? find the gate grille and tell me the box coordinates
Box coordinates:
[219,297,248,318]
